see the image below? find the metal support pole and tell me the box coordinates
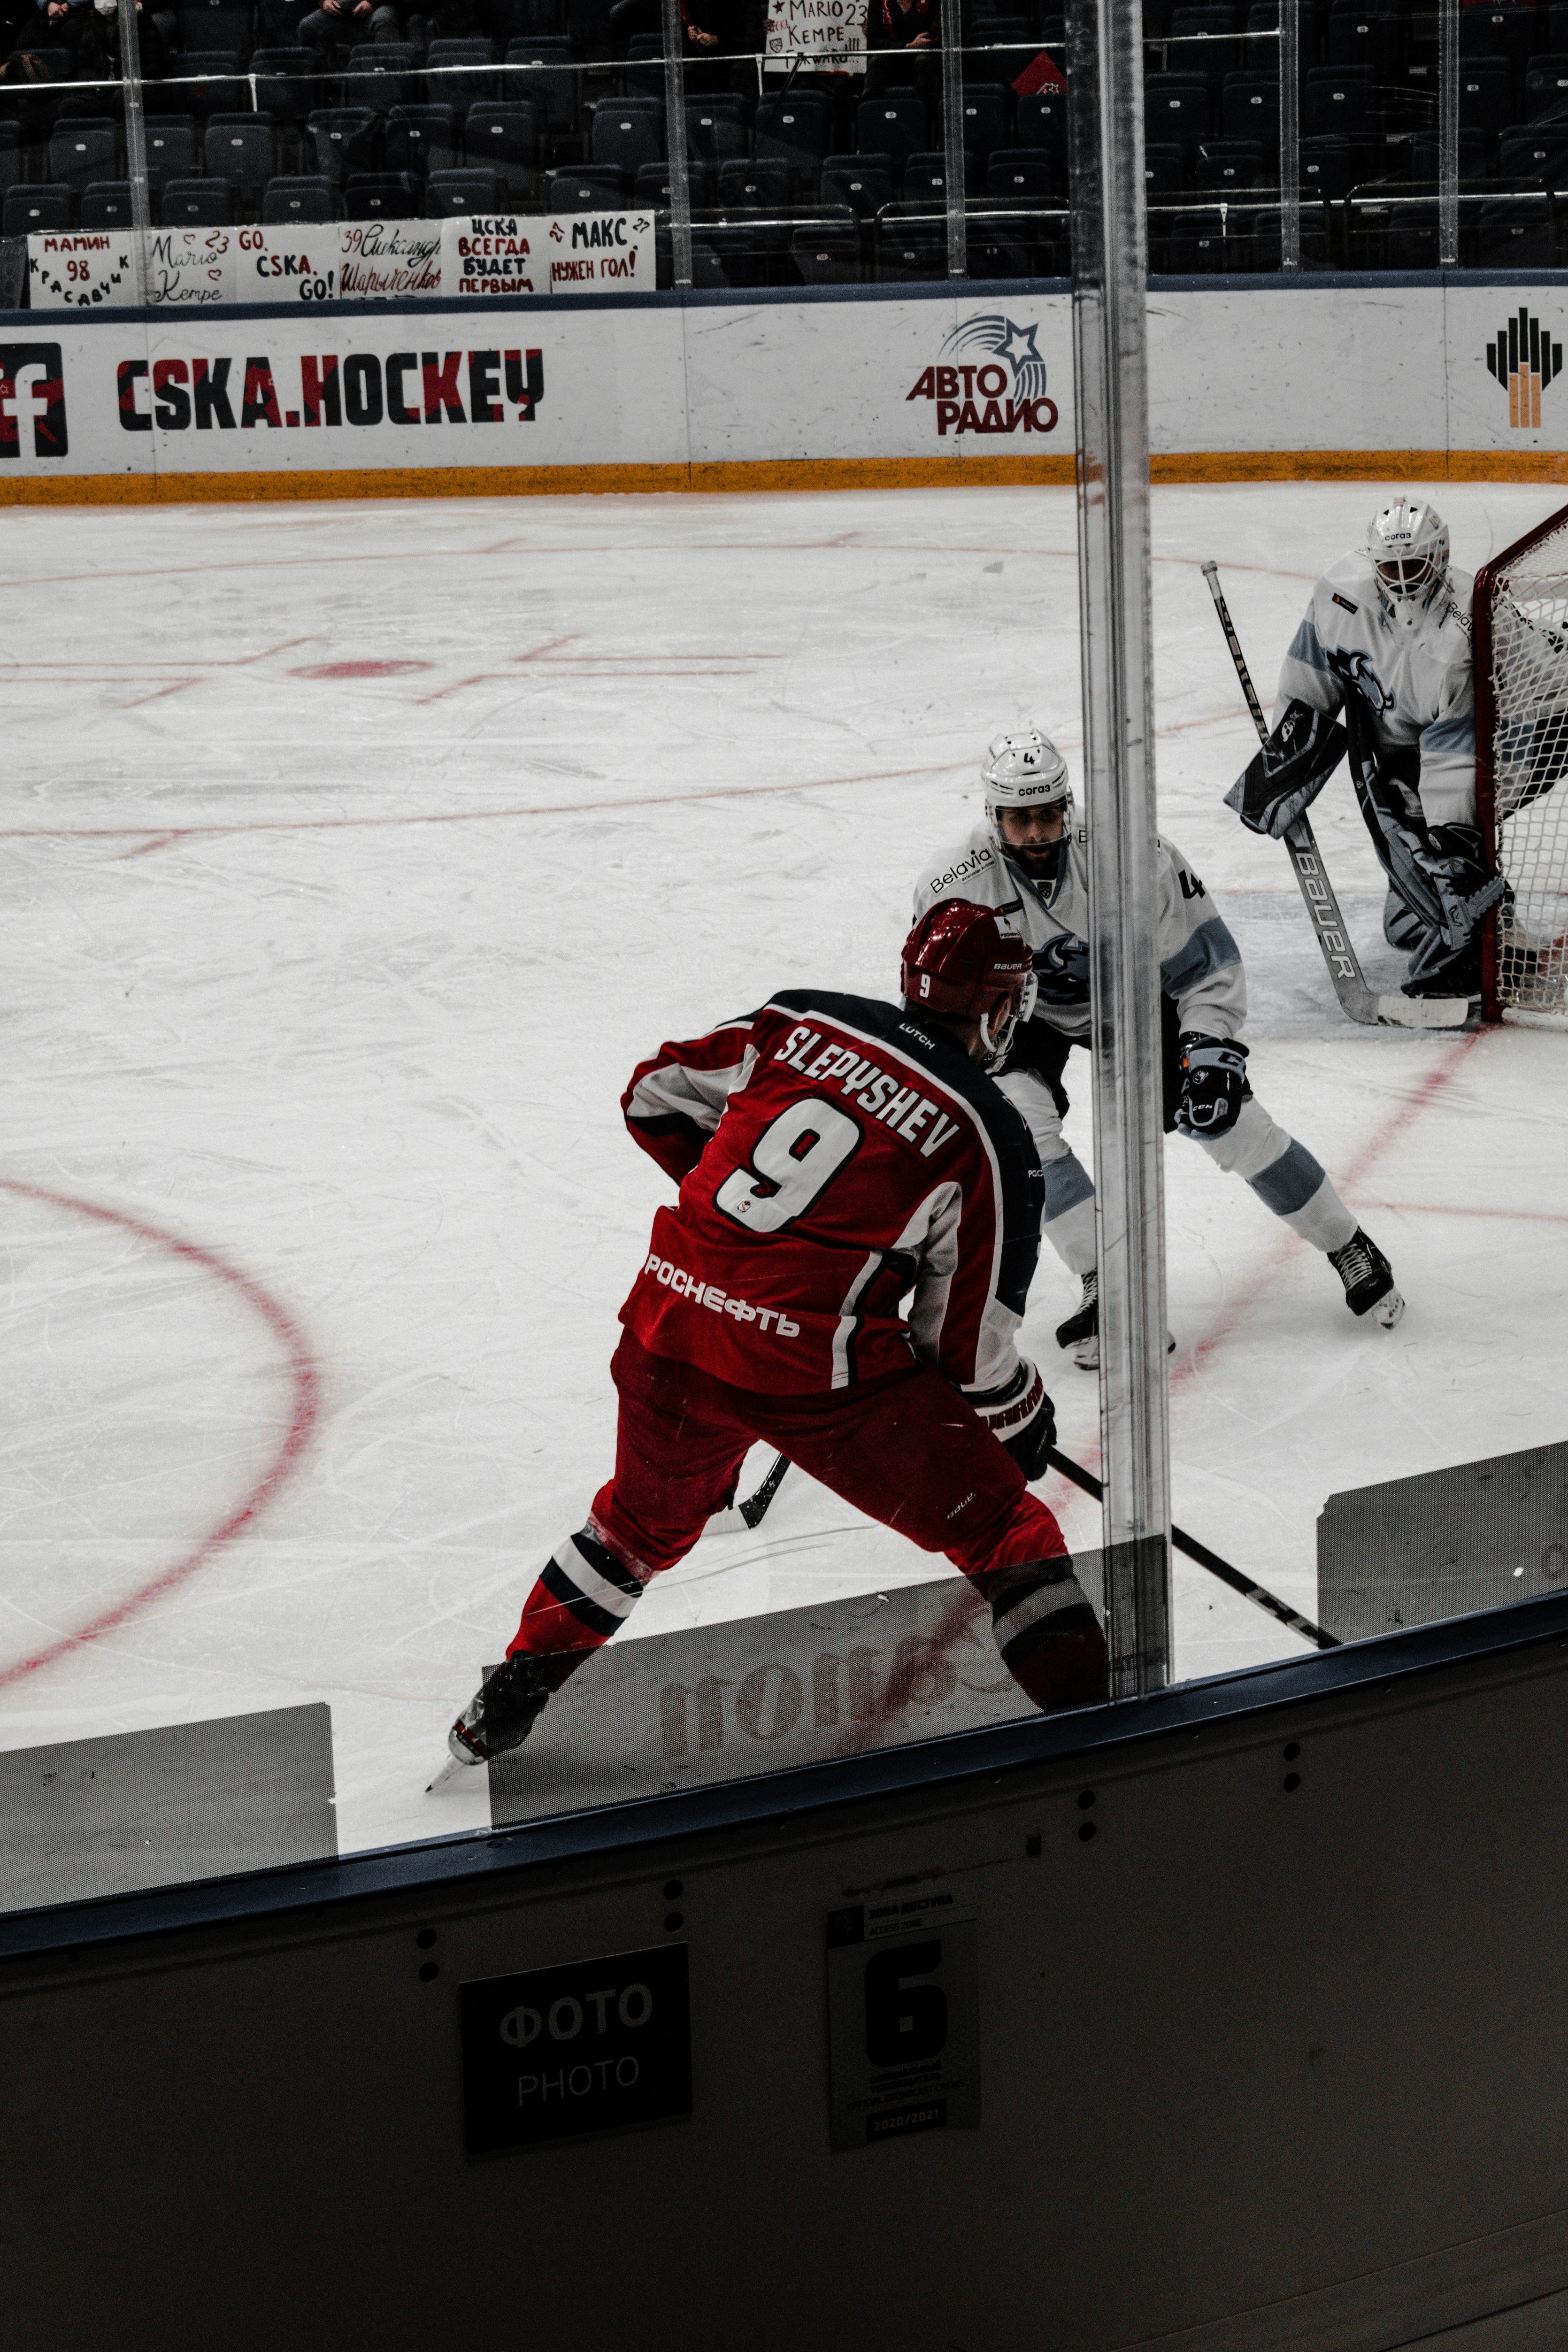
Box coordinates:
[1438,0,1459,267]
[1278,0,1299,271]
[1066,0,1172,1698]
[117,0,151,306]
[939,0,967,279]
[661,0,693,291]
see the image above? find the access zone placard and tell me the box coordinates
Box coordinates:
[825,1896,980,2152]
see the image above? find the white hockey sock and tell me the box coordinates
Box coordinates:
[1196,1096,1357,1255]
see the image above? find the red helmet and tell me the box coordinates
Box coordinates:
[900,901,1035,1068]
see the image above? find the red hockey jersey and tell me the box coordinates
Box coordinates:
[619,987,1044,1398]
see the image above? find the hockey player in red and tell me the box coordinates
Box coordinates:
[439,902,1108,1776]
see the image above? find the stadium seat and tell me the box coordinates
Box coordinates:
[0,124,26,201]
[633,156,715,207]
[684,97,746,163]
[819,153,893,219]
[949,85,1008,165]
[1169,5,1243,85]
[425,36,498,105]
[504,37,578,129]
[1410,125,1485,180]
[1500,119,1568,184]
[384,104,461,182]
[1195,135,1263,188]
[791,209,860,282]
[546,164,628,206]
[984,145,1056,198]
[47,117,119,194]
[876,227,945,279]
[78,179,132,226]
[161,177,234,223]
[144,119,199,196]
[900,148,977,204]
[1523,52,1568,119]
[306,106,379,186]
[3,183,71,233]
[623,30,665,98]
[1327,7,1404,77]
[465,100,542,198]
[262,171,335,219]
[592,100,663,173]
[1304,65,1374,138]
[716,155,791,209]
[1460,4,1542,77]
[180,0,256,59]
[1014,85,1068,154]
[1298,131,1366,202]
[1459,57,1513,141]
[204,113,277,209]
[1166,203,1239,268]
[1144,73,1212,154]
[424,165,502,212]
[1145,138,1186,194]
[170,53,245,117]
[968,14,1031,83]
[345,44,419,114]
[1479,192,1555,262]
[856,89,928,175]
[753,94,830,186]
[497,0,565,34]
[250,48,317,125]
[1220,70,1277,152]
[344,169,415,217]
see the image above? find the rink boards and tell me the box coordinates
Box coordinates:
[1,274,1568,498]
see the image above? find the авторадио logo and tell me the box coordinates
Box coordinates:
[906,314,1058,438]
[0,345,67,458]
[1485,306,1560,430]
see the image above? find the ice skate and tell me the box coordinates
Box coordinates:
[1328,1227,1404,1327]
[428,1652,555,1791]
[1054,1270,1174,1370]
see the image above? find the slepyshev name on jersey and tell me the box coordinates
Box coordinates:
[772,1024,963,1158]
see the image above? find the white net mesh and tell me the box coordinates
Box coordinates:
[1484,515,1568,1021]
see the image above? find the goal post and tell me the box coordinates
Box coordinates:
[1474,502,1568,1029]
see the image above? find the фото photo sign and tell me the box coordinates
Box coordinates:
[460,1942,692,2154]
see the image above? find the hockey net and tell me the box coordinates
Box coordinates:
[1475,502,1568,1026]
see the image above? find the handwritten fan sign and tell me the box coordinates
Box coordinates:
[540,209,654,295]
[28,232,139,311]
[440,215,542,298]
[763,0,868,71]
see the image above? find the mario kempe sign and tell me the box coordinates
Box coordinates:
[907,312,1059,438]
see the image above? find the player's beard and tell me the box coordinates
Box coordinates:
[1006,838,1065,886]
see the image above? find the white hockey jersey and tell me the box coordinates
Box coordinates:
[911,824,1247,1042]
[1275,551,1476,828]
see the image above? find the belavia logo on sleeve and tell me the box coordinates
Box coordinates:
[906,314,1057,438]
[1485,306,1561,430]
[0,345,66,459]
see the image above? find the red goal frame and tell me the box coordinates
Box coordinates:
[1473,499,1568,1024]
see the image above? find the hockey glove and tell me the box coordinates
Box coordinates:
[1174,1031,1249,1138]
[972,1357,1057,1483]
[1225,698,1347,839]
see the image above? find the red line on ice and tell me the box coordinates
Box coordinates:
[0,1180,321,1691]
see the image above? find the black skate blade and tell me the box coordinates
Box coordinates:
[427,1751,477,1794]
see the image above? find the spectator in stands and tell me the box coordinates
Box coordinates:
[297,0,400,54]
[18,0,90,55]
[863,0,938,100]
[59,0,167,111]
[679,0,760,92]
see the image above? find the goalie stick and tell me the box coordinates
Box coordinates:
[735,1448,1337,1652]
[1200,560,1470,1032]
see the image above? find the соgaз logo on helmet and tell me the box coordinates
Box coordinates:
[906,314,1059,439]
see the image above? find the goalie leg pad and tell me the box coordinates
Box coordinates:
[1224,698,1348,838]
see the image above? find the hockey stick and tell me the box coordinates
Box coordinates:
[1042,1445,1338,1652]
[733,1442,1337,1650]
[1199,560,1470,1032]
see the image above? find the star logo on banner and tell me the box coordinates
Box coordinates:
[999,319,1042,369]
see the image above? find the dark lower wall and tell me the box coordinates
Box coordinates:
[5,1622,1568,2352]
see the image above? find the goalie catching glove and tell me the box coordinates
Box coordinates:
[1174,1031,1250,1137]
[971,1357,1057,1483]
[1225,698,1347,838]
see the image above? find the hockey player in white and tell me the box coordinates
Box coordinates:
[1227,495,1503,1001]
[913,729,1404,1366]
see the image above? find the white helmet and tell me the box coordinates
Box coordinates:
[981,727,1073,843]
[1366,497,1449,619]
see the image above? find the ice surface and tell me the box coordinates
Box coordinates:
[0,479,1562,1866]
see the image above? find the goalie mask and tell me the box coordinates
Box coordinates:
[1366,498,1450,623]
[901,900,1037,1071]
[981,727,1075,887]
